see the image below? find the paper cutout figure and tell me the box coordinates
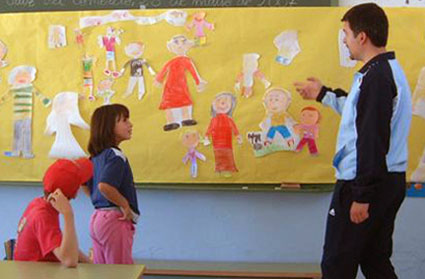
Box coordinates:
[182,130,206,178]
[246,88,298,157]
[155,35,207,132]
[338,29,357,68]
[411,147,425,184]
[0,66,51,159]
[274,30,301,65]
[412,67,425,118]
[82,54,96,101]
[162,10,188,27]
[80,10,133,28]
[74,28,85,47]
[97,78,115,104]
[80,10,187,29]
[411,67,425,184]
[185,11,214,46]
[411,68,425,183]
[120,42,155,100]
[204,92,242,177]
[294,106,320,155]
[45,92,89,159]
[48,25,66,48]
[0,40,8,68]
[262,88,295,147]
[235,53,270,98]
[406,183,425,198]
[98,27,123,78]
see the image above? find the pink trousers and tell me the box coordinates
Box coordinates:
[89,209,135,264]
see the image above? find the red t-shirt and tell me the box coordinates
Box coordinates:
[14,197,62,262]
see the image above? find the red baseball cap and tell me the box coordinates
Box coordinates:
[43,158,93,199]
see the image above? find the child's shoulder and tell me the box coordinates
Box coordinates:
[106,147,127,162]
[94,147,127,163]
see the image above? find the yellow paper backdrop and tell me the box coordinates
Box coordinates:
[0,7,424,184]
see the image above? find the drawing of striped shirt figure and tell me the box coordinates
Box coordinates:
[0,65,51,158]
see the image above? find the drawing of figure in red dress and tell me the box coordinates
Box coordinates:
[154,35,207,132]
[205,92,242,177]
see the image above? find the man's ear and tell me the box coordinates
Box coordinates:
[358,31,368,45]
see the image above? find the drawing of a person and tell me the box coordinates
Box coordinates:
[182,130,206,178]
[82,54,96,101]
[45,92,89,159]
[155,35,207,131]
[205,92,242,177]
[294,106,320,155]
[48,25,66,48]
[120,42,155,100]
[96,78,115,104]
[261,88,294,147]
[235,53,270,98]
[185,11,214,46]
[0,66,51,158]
[0,40,8,68]
[74,29,85,47]
[98,27,122,78]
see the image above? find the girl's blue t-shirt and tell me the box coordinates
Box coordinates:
[86,147,139,215]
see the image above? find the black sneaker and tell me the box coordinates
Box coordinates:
[181,119,197,126]
[163,123,180,131]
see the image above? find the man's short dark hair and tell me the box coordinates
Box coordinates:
[341,3,388,47]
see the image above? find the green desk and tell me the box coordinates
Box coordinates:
[0,261,145,279]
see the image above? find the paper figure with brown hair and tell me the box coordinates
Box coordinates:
[204,92,242,177]
[155,35,207,131]
[294,106,321,156]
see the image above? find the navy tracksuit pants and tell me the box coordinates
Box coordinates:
[321,172,405,279]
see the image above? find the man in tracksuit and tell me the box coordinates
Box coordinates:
[294,3,411,279]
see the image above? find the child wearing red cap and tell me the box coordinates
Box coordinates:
[14,158,93,267]
[84,104,139,264]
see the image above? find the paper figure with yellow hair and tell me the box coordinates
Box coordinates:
[247,88,298,157]
[185,11,214,46]
[182,129,206,178]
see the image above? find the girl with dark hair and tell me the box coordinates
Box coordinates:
[84,104,139,264]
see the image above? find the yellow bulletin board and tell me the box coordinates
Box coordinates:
[0,7,424,186]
